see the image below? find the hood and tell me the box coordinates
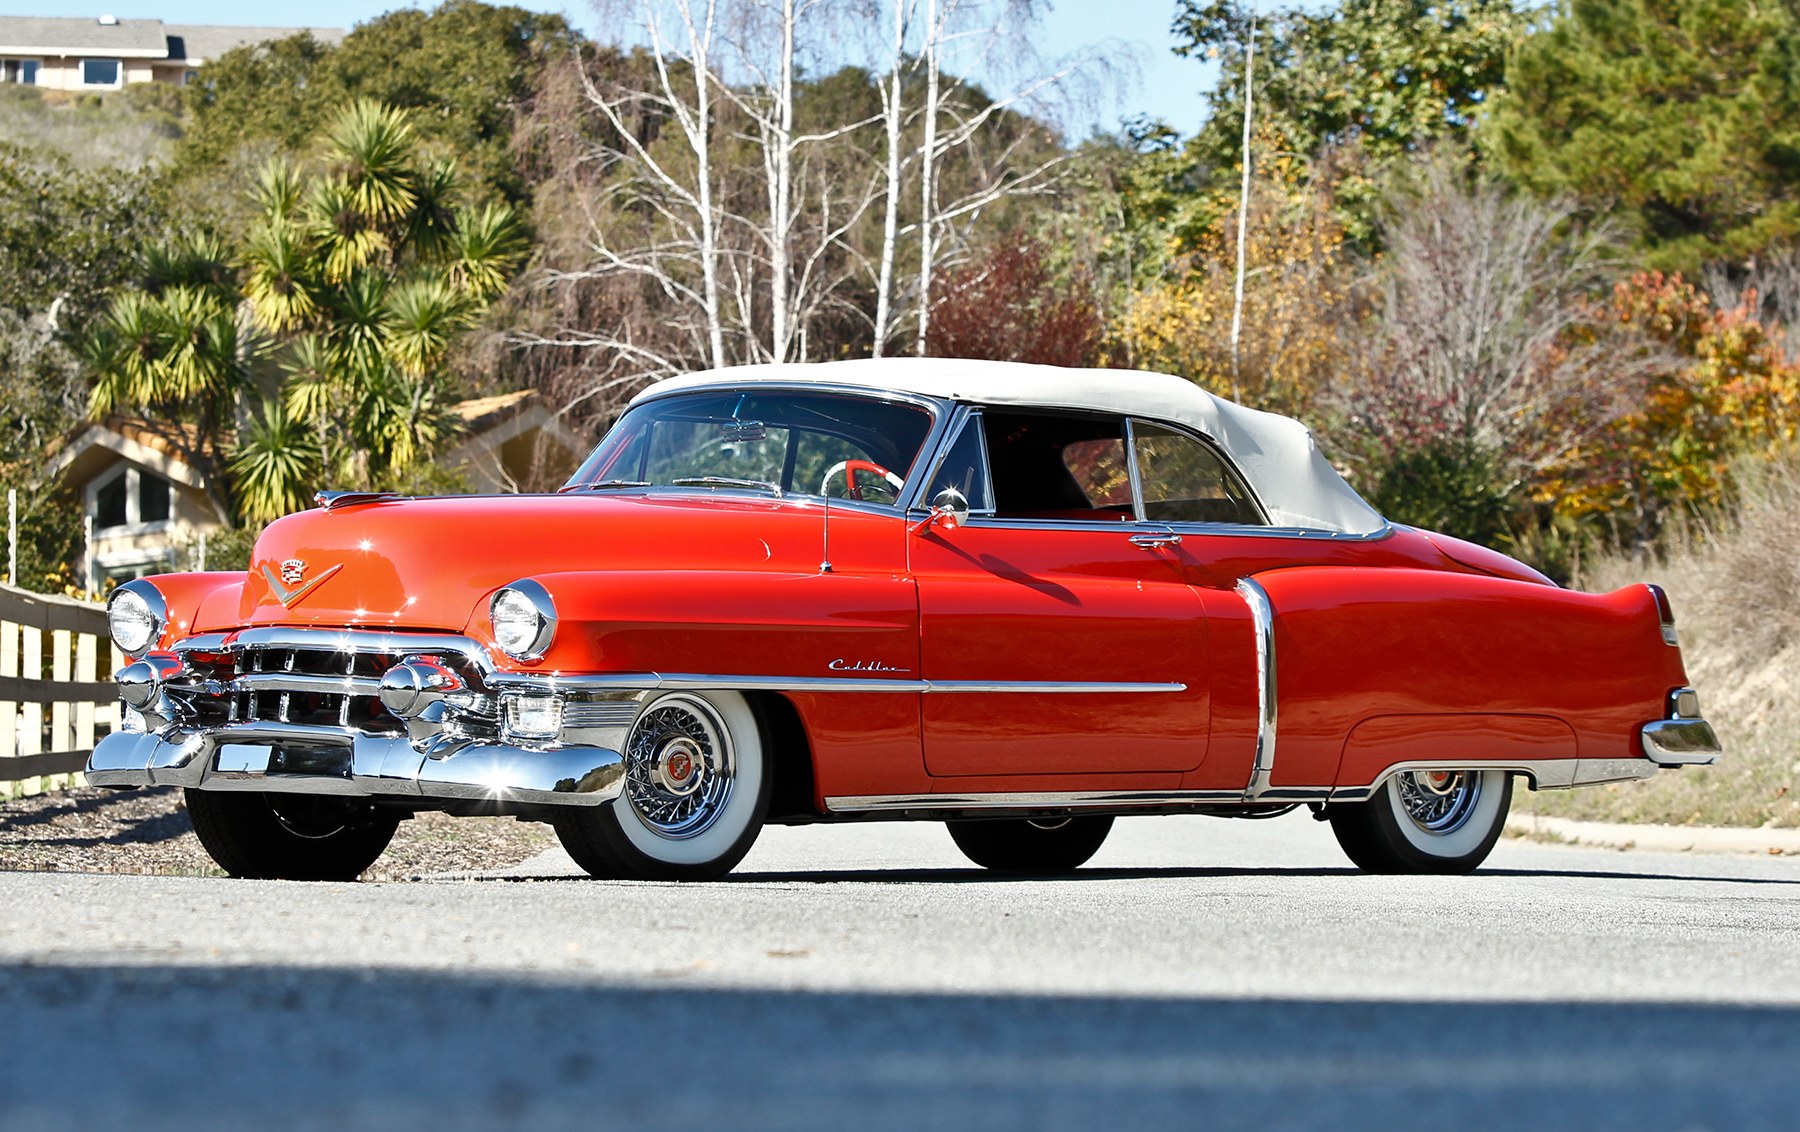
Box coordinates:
[237,492,899,631]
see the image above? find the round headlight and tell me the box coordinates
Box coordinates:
[490,581,556,661]
[108,582,166,657]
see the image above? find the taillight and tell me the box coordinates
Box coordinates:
[1646,584,1678,646]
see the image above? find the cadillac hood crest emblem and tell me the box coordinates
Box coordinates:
[260,559,344,608]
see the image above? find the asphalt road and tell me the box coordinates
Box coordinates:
[3,812,1798,1131]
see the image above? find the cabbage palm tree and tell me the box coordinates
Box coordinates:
[86,98,529,527]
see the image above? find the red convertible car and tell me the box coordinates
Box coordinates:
[88,359,1719,880]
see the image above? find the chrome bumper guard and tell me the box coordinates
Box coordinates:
[1641,718,1721,767]
[1640,685,1720,767]
[85,723,624,807]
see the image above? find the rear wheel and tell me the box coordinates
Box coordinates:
[946,815,1114,872]
[1328,769,1512,874]
[552,690,769,881]
[184,790,400,880]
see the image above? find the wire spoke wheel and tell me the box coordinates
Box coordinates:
[1327,768,1513,874]
[1394,770,1483,835]
[623,694,735,839]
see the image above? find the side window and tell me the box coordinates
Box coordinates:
[1133,421,1265,525]
[1060,438,1131,509]
[984,410,1132,521]
[924,415,995,512]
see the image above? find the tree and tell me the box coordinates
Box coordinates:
[1540,273,1800,548]
[176,1,572,205]
[1117,133,1353,417]
[1161,0,1531,247]
[87,100,527,525]
[0,145,169,590]
[1486,0,1800,271]
[1332,161,1657,542]
[925,235,1106,366]
[511,1,1076,411]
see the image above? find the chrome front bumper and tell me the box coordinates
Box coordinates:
[86,722,625,807]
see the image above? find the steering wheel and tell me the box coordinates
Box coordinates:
[821,459,904,501]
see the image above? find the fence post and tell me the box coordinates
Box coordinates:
[75,631,97,788]
[18,621,42,796]
[0,617,15,802]
[50,627,72,791]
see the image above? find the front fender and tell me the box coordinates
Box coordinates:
[132,572,248,651]
[467,569,920,679]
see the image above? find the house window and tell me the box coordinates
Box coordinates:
[80,58,122,87]
[182,69,197,85]
[138,472,171,523]
[90,464,175,533]
[96,474,129,529]
[3,60,40,84]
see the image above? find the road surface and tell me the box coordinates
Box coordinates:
[2,812,1797,1130]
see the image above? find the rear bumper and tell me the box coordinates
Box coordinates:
[85,723,624,807]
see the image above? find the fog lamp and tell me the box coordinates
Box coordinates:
[504,694,563,742]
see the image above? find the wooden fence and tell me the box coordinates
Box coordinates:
[0,584,119,799]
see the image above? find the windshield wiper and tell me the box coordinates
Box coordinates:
[561,479,651,493]
[670,476,784,497]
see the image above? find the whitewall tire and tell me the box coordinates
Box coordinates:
[552,690,769,880]
[1327,769,1512,874]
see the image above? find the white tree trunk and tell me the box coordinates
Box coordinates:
[914,0,942,357]
[871,0,912,358]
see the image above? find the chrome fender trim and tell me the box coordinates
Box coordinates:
[85,727,624,807]
[1235,577,1278,800]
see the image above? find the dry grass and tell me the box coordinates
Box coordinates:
[1516,463,1800,828]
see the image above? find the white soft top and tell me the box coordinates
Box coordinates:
[635,358,1387,535]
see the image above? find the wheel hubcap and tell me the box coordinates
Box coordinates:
[623,694,734,839]
[1395,770,1483,834]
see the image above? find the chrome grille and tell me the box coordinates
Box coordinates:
[171,629,498,737]
[239,641,399,733]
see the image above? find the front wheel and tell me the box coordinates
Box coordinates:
[946,815,1114,872]
[552,690,769,881]
[184,790,400,880]
[1328,769,1513,874]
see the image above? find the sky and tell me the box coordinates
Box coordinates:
[8,0,1221,138]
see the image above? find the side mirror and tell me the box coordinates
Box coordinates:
[915,487,970,533]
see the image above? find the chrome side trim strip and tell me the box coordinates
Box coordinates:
[485,672,1185,695]
[824,758,1668,814]
[1235,577,1277,799]
[826,790,1251,813]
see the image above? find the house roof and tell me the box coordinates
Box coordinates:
[0,16,170,58]
[164,23,344,65]
[0,16,344,62]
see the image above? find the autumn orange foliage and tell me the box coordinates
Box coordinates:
[1541,272,1800,540]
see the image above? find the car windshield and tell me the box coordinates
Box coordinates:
[565,389,936,508]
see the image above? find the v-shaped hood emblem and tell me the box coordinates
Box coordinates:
[259,561,344,608]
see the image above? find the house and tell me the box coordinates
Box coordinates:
[0,14,344,90]
[44,391,587,589]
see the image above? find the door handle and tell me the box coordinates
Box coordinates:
[1128,531,1182,550]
